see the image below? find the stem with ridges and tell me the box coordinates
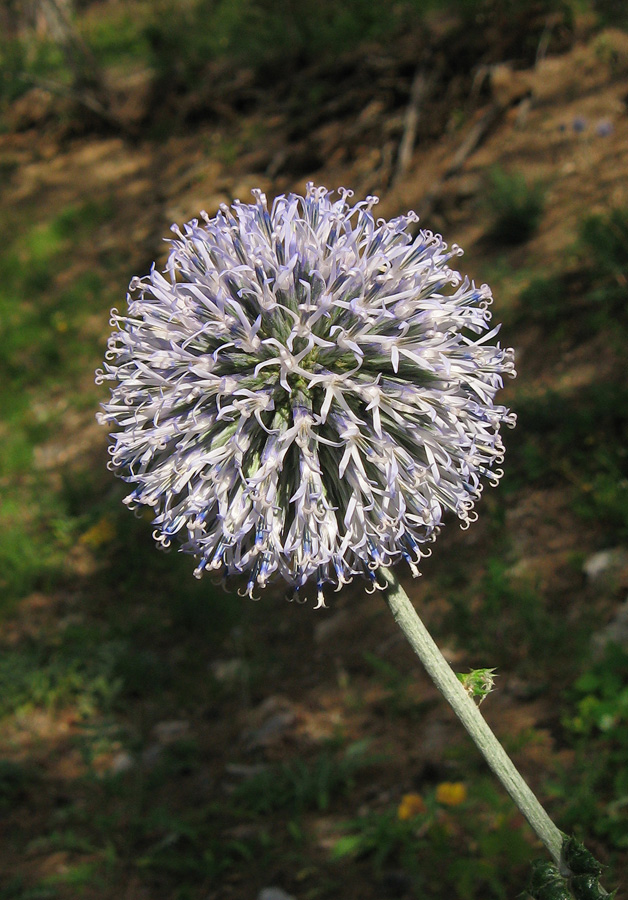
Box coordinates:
[380,566,567,874]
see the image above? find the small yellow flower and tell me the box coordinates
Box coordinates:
[435,782,467,807]
[397,792,426,820]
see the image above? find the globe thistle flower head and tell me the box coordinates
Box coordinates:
[96,184,515,606]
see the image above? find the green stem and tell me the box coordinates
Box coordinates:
[380,566,567,874]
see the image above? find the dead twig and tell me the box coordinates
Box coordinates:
[16,72,131,134]
[415,101,506,222]
[393,68,432,185]
[33,0,128,131]
[445,101,503,178]
[39,0,103,92]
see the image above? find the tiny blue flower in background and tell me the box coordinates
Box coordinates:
[96,185,515,605]
[595,119,613,137]
[572,116,587,133]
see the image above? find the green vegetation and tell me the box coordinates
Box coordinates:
[333,780,533,899]
[144,0,423,88]
[0,198,113,395]
[517,275,566,327]
[434,549,582,677]
[0,197,118,617]
[0,759,37,811]
[507,382,628,539]
[0,636,122,719]
[591,0,628,26]
[363,651,427,716]
[484,167,546,245]
[505,207,628,544]
[578,206,628,328]
[0,0,579,116]
[233,740,376,814]
[552,645,628,849]
[132,804,272,882]
[516,206,628,336]
[0,878,58,900]
[0,33,65,106]
[80,7,151,69]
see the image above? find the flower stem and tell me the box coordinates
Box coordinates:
[380,566,566,873]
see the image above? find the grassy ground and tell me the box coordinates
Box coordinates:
[1,2,628,899]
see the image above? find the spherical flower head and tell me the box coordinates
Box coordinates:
[96,184,515,606]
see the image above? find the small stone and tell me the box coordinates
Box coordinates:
[225,763,268,778]
[490,64,531,108]
[211,658,247,683]
[591,597,628,655]
[257,889,296,900]
[242,696,296,751]
[314,609,349,644]
[141,744,163,768]
[110,751,134,775]
[583,548,628,589]
[245,711,295,750]
[152,720,190,744]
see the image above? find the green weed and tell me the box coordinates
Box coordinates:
[590,0,628,27]
[0,878,57,900]
[233,740,375,815]
[506,383,628,538]
[147,739,201,781]
[0,34,66,107]
[80,10,150,68]
[518,275,566,327]
[54,198,116,237]
[573,455,628,538]
[579,208,628,284]
[0,635,123,720]
[552,644,628,851]
[0,200,113,394]
[576,207,628,334]
[0,197,129,615]
[42,860,101,889]
[144,0,423,90]
[363,651,432,717]
[484,167,545,245]
[513,206,628,337]
[0,759,38,810]
[91,494,239,646]
[0,158,19,183]
[0,497,70,612]
[441,555,573,673]
[135,805,271,881]
[333,780,532,899]
[333,806,429,876]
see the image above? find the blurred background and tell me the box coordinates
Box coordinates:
[1,0,628,897]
